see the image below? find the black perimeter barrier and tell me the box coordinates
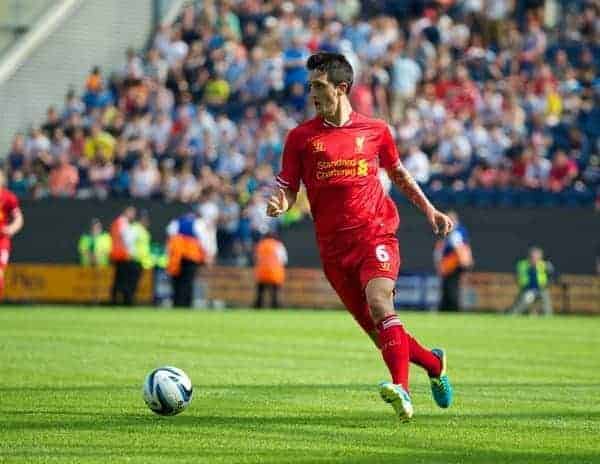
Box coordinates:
[11,199,600,275]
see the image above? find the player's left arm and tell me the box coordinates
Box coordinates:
[379,125,453,236]
[3,207,23,237]
[386,163,452,236]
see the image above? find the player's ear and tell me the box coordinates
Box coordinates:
[337,82,348,95]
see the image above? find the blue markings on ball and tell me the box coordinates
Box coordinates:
[155,383,175,415]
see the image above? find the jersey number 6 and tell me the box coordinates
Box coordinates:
[375,244,390,263]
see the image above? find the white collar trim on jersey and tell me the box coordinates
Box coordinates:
[322,113,353,127]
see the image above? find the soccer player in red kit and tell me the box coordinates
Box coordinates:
[267,53,453,421]
[0,171,24,299]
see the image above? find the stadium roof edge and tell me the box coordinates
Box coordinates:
[162,0,189,27]
[0,0,83,86]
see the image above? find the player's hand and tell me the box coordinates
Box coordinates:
[427,209,454,237]
[266,189,289,217]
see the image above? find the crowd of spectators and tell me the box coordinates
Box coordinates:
[3,1,600,243]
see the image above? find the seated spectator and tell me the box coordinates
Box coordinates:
[8,170,30,198]
[403,144,431,184]
[6,134,28,175]
[84,124,116,160]
[390,38,422,120]
[438,120,472,183]
[42,106,62,139]
[216,145,245,180]
[49,154,79,197]
[85,66,103,93]
[69,127,86,159]
[283,34,309,91]
[130,151,160,198]
[177,161,200,203]
[204,69,231,109]
[34,149,54,173]
[83,66,114,109]
[51,128,71,158]
[548,150,578,192]
[350,72,375,117]
[62,88,85,119]
[160,160,179,202]
[469,161,499,189]
[88,154,116,199]
[524,152,552,190]
[26,126,51,158]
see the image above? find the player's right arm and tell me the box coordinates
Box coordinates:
[267,128,302,218]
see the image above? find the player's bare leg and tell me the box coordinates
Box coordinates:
[366,277,413,420]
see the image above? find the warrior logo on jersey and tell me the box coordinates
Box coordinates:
[355,136,365,153]
[311,139,325,153]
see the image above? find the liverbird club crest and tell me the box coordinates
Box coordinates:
[355,136,365,153]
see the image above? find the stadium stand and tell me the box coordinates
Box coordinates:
[3,0,599,261]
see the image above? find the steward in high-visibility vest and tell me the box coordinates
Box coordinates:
[433,211,473,311]
[151,243,168,269]
[254,236,287,286]
[166,213,208,277]
[517,258,550,290]
[122,210,151,305]
[78,218,112,267]
[166,212,214,307]
[509,247,554,315]
[253,232,287,308]
[110,206,138,305]
[110,207,135,263]
[131,219,153,270]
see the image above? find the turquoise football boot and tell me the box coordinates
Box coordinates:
[378,381,414,422]
[429,348,453,408]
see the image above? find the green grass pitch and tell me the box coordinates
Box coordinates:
[1,307,599,463]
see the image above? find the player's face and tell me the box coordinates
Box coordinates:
[308,71,342,119]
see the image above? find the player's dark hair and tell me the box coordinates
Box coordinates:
[307,52,354,93]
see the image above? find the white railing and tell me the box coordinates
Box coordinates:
[0,0,82,86]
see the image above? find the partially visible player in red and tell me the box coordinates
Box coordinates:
[0,171,24,299]
[267,53,454,421]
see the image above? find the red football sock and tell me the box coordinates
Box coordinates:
[377,314,410,391]
[406,333,442,377]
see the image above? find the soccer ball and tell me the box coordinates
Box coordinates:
[143,366,193,416]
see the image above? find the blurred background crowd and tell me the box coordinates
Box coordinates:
[4,0,600,261]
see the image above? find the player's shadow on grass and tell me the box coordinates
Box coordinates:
[2,448,597,464]
[3,409,599,431]
[2,412,599,464]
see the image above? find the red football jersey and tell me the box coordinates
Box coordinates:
[276,111,400,243]
[0,188,20,238]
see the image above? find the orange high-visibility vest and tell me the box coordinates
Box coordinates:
[436,244,460,277]
[254,238,285,285]
[110,216,129,262]
[166,234,205,277]
[434,240,471,277]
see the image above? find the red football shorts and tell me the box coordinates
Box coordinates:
[320,233,401,334]
[0,237,11,271]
